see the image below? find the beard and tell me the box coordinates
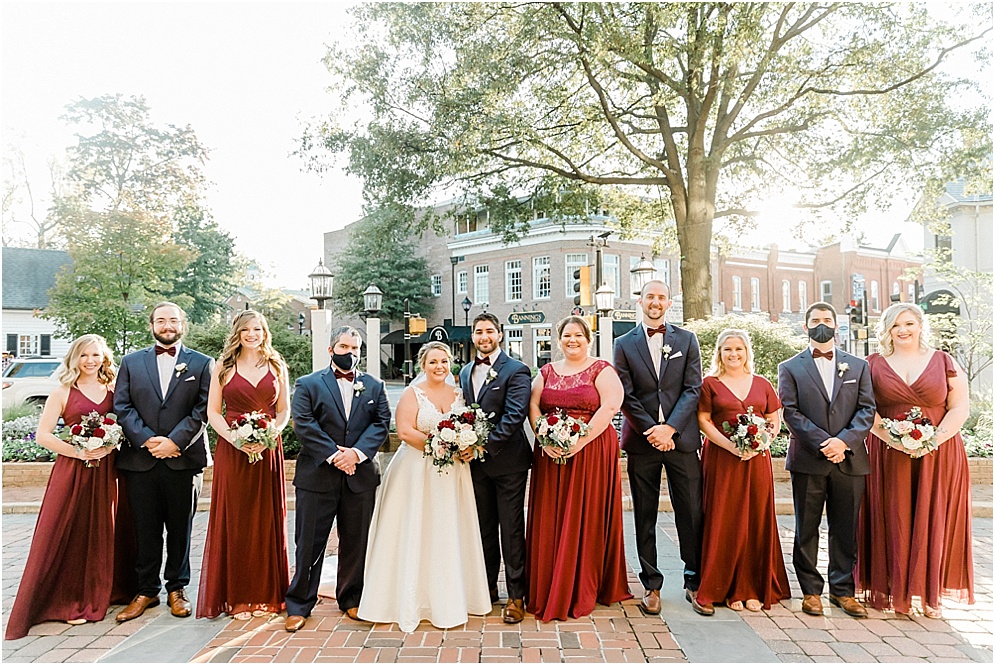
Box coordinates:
[153,330,183,346]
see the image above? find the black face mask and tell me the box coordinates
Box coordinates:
[331,351,359,372]
[807,323,836,344]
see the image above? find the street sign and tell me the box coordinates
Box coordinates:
[508,311,545,325]
[837,323,850,333]
[611,310,637,321]
[428,326,449,342]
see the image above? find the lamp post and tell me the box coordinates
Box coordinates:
[595,282,615,363]
[403,298,413,385]
[450,255,463,325]
[630,253,655,325]
[461,296,472,327]
[364,283,383,380]
[298,312,306,335]
[308,259,335,372]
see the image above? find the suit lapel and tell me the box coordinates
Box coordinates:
[801,349,831,402]
[346,372,365,424]
[320,368,348,421]
[479,352,506,402]
[632,325,658,381]
[460,364,474,404]
[656,323,676,382]
[162,346,189,403]
[829,351,845,404]
[143,347,164,402]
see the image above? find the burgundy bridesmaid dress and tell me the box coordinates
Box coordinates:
[696,375,790,609]
[526,360,632,622]
[6,387,137,640]
[196,369,289,618]
[857,351,974,613]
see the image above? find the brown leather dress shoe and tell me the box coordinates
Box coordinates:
[686,589,714,616]
[829,595,867,618]
[640,589,662,615]
[285,615,306,632]
[167,589,192,617]
[116,594,160,622]
[801,594,824,616]
[503,598,525,624]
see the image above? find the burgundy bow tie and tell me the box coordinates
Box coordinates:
[647,325,666,338]
[812,348,834,361]
[155,345,177,357]
[334,370,355,382]
[474,356,491,366]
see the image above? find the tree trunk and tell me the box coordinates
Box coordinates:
[674,151,715,322]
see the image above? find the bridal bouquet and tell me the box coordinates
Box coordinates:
[63,411,123,467]
[879,406,937,455]
[228,411,280,463]
[424,403,493,472]
[535,410,590,465]
[722,406,775,456]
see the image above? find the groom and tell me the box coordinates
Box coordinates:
[285,326,391,631]
[778,302,874,618]
[459,313,533,624]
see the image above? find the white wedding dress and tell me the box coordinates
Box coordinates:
[358,386,491,632]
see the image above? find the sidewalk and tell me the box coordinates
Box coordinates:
[2,508,991,663]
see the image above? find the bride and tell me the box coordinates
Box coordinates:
[358,342,491,631]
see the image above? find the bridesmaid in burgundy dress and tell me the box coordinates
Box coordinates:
[696,329,790,611]
[6,335,136,640]
[857,303,973,618]
[526,316,632,621]
[197,310,291,620]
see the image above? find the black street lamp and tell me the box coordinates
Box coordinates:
[308,259,334,309]
[461,296,473,327]
[298,311,306,335]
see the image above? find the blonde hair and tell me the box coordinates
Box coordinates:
[56,334,116,387]
[556,315,593,343]
[876,303,932,356]
[417,341,452,369]
[218,310,287,386]
[709,329,754,376]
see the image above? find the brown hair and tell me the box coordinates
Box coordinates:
[556,315,593,342]
[804,301,837,325]
[217,310,287,386]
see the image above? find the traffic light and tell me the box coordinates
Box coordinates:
[572,266,592,307]
[849,299,864,328]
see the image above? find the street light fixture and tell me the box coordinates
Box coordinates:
[595,282,615,362]
[461,296,473,327]
[363,283,384,315]
[595,283,616,315]
[364,284,383,380]
[308,259,334,309]
[298,312,306,335]
[630,254,655,297]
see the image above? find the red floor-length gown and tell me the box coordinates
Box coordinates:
[5,387,137,640]
[526,360,632,622]
[196,369,289,618]
[857,351,974,614]
[696,375,790,609]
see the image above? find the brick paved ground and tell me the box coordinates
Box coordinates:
[2,491,991,662]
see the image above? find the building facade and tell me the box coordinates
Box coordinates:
[2,247,73,360]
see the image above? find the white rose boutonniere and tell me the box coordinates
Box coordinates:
[837,362,849,378]
[174,363,188,378]
[485,368,498,385]
[662,344,672,361]
[353,382,366,396]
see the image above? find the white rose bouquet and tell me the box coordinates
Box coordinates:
[879,406,937,456]
[424,403,493,472]
[228,410,280,463]
[535,409,591,465]
[63,411,123,468]
[721,405,776,457]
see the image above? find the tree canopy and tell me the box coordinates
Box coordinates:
[305,2,991,320]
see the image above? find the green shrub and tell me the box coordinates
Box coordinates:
[3,402,43,422]
[2,414,56,462]
[683,315,806,389]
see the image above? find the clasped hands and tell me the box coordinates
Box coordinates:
[79,445,115,462]
[644,424,676,452]
[820,437,848,464]
[144,436,181,459]
[330,446,360,475]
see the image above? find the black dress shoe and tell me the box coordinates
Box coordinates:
[686,589,714,616]
[490,588,500,604]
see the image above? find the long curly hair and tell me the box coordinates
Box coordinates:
[56,334,116,387]
[218,310,286,386]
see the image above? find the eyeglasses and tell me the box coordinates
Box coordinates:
[153,318,182,326]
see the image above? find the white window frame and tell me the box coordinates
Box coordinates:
[732,276,742,311]
[474,265,490,306]
[431,274,442,297]
[871,280,879,311]
[18,334,38,357]
[604,254,621,299]
[654,258,670,286]
[533,325,552,366]
[798,281,807,313]
[457,270,468,294]
[564,253,588,297]
[505,327,524,360]
[505,260,522,302]
[533,256,551,300]
[751,277,761,312]
[782,279,791,313]
[821,280,833,304]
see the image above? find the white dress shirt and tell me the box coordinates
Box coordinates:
[471,349,502,401]
[643,323,666,423]
[156,343,180,397]
[811,346,836,398]
[327,370,367,465]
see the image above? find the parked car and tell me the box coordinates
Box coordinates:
[2,357,62,409]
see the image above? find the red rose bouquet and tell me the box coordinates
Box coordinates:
[228,411,280,463]
[63,411,123,467]
[424,403,493,472]
[722,406,775,456]
[879,406,937,455]
[535,409,591,465]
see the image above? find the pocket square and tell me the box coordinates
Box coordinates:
[367,399,374,404]
[668,350,683,360]
[184,376,196,382]
[843,379,857,384]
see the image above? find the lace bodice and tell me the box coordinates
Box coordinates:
[413,386,465,434]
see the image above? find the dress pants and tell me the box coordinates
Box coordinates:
[470,466,529,601]
[286,483,375,617]
[627,450,703,591]
[791,467,865,597]
[122,463,202,596]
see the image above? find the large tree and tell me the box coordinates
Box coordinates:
[306,2,990,320]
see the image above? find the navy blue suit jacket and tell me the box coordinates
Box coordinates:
[114,344,212,472]
[459,351,533,477]
[614,322,703,455]
[777,348,875,476]
[291,367,391,494]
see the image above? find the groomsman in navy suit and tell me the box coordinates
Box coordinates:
[114,302,212,621]
[458,313,533,624]
[285,326,390,632]
[778,302,875,618]
[614,280,707,615]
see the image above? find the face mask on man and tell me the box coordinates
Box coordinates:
[807,323,836,344]
[332,351,359,371]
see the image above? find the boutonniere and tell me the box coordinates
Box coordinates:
[837,362,849,378]
[662,344,672,361]
[174,363,188,378]
[485,368,498,385]
[353,382,366,396]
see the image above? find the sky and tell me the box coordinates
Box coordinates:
[2,2,984,289]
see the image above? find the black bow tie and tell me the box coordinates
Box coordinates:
[155,345,176,357]
[334,370,355,382]
[474,356,491,366]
